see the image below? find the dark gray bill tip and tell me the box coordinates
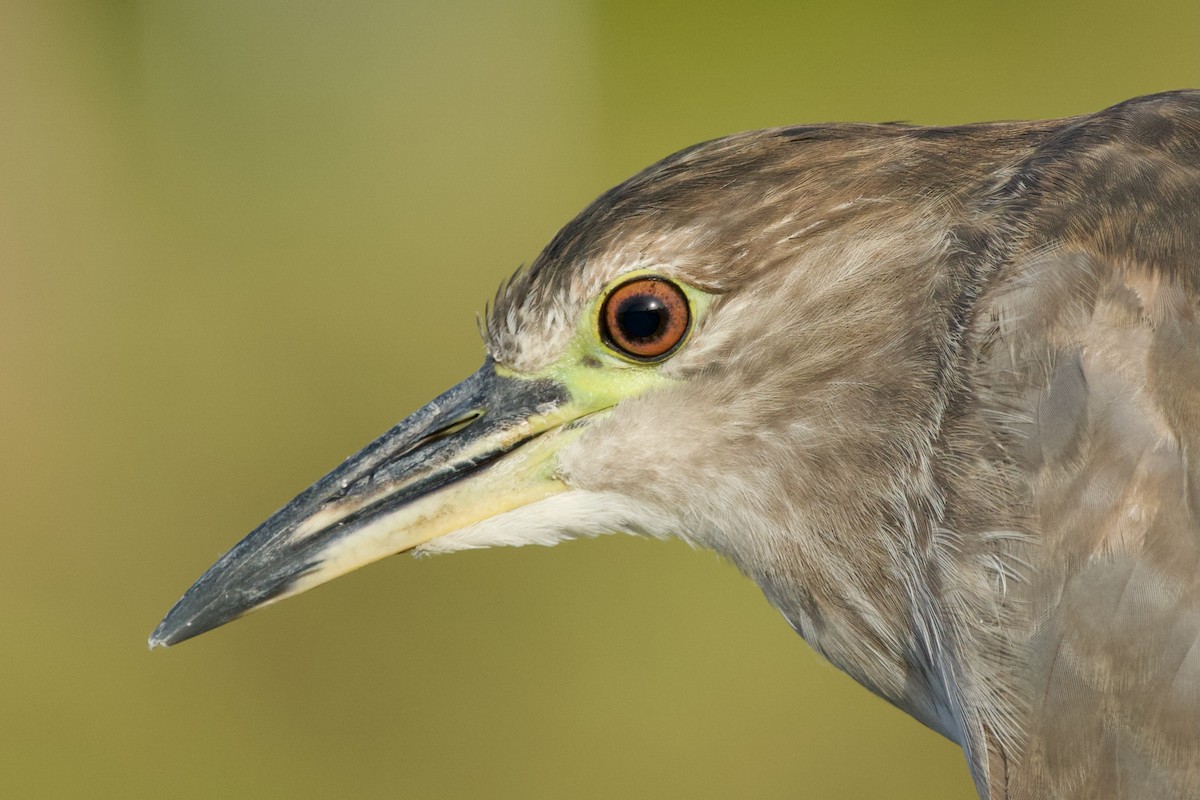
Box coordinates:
[148,566,301,649]
[148,598,253,650]
[148,615,196,650]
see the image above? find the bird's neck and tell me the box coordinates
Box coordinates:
[718,458,1016,792]
[708,378,1030,798]
[728,484,974,747]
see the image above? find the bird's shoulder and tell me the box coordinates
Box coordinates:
[970,90,1200,799]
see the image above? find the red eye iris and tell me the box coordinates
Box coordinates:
[600,277,691,360]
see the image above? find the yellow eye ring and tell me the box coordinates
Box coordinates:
[599,277,691,361]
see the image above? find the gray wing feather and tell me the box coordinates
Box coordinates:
[979,91,1200,799]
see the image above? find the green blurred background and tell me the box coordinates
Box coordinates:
[1,2,1195,797]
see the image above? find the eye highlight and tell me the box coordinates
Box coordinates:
[600,277,691,361]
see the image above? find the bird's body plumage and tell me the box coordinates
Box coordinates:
[155,92,1200,798]
[968,93,1200,798]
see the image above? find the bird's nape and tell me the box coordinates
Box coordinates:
[152,91,1200,800]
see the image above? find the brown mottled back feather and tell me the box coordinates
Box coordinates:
[966,91,1200,798]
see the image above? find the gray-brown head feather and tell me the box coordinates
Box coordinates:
[488,90,1200,799]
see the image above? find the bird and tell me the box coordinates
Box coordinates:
[150,90,1200,799]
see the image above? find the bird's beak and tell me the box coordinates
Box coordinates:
[149,357,590,648]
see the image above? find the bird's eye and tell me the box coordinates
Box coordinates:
[600,277,691,360]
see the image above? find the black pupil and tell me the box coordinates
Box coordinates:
[616,295,667,340]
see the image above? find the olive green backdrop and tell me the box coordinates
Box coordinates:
[2,2,1195,798]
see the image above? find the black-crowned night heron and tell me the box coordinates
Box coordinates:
[151,91,1200,799]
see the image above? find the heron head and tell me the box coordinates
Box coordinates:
[150,124,968,715]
